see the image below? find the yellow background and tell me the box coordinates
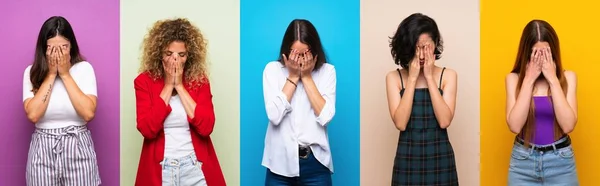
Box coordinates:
[119,0,240,185]
[481,0,600,185]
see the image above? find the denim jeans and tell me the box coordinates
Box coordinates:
[161,153,207,186]
[508,138,578,186]
[265,152,332,186]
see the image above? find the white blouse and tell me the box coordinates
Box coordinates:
[163,95,194,158]
[22,61,97,129]
[261,61,337,177]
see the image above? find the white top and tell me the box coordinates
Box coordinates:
[261,61,337,177]
[163,95,194,158]
[22,61,98,129]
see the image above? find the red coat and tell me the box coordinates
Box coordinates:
[134,72,226,186]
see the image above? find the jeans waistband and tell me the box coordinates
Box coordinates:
[514,135,571,153]
[161,153,198,168]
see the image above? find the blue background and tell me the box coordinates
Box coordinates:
[240,0,360,185]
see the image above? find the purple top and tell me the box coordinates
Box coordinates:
[532,96,555,145]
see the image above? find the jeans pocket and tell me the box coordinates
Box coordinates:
[193,160,204,174]
[510,147,529,160]
[558,146,575,159]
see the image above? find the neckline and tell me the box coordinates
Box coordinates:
[533,96,550,98]
[400,88,443,92]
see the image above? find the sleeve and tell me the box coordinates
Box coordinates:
[262,63,293,126]
[75,62,98,97]
[187,81,216,137]
[23,66,34,102]
[134,74,172,139]
[315,66,336,126]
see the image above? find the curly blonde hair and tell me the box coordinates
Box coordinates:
[139,18,208,86]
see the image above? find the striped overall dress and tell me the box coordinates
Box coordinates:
[391,68,459,186]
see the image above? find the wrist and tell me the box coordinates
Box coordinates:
[163,83,174,90]
[424,74,434,80]
[408,75,418,82]
[46,73,57,79]
[174,84,185,91]
[547,77,560,86]
[59,73,71,79]
[288,75,300,82]
[301,75,312,82]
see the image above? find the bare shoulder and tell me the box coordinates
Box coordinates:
[441,67,457,79]
[563,70,577,81]
[505,72,519,83]
[386,69,401,83]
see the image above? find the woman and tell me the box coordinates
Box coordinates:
[23,16,101,186]
[262,19,336,185]
[385,13,459,185]
[505,20,578,185]
[134,18,226,186]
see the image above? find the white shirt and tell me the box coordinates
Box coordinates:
[22,61,97,129]
[261,61,337,177]
[163,95,194,158]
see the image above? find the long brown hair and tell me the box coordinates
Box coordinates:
[511,20,567,145]
[30,16,84,93]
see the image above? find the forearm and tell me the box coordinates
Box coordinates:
[25,75,57,123]
[507,79,535,133]
[61,74,96,121]
[302,76,326,116]
[283,76,299,102]
[175,85,197,118]
[392,79,416,131]
[426,79,453,128]
[160,84,174,105]
[549,79,576,133]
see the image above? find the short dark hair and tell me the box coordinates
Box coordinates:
[30,16,84,92]
[278,19,327,71]
[389,13,443,69]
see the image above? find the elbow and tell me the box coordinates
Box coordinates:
[438,117,454,129]
[266,112,282,126]
[506,117,522,134]
[27,113,40,124]
[196,116,216,137]
[507,124,522,134]
[561,121,576,134]
[136,120,158,139]
[82,112,95,122]
[439,121,451,129]
[562,126,574,134]
[438,112,454,129]
[266,106,286,126]
[395,124,406,131]
[315,109,335,127]
[392,119,407,131]
[136,126,158,139]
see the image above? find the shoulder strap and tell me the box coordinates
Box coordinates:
[397,68,404,89]
[439,67,446,89]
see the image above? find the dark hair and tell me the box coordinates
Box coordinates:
[30,16,84,92]
[511,20,566,146]
[278,19,327,71]
[389,13,443,68]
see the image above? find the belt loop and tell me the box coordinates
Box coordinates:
[529,145,534,155]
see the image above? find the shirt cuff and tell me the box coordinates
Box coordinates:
[315,100,333,126]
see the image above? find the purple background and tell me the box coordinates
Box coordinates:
[0,0,120,185]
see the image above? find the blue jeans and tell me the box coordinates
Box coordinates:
[508,138,578,186]
[161,153,207,186]
[265,153,332,186]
